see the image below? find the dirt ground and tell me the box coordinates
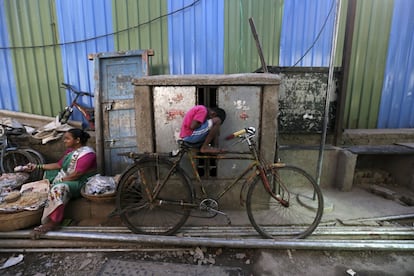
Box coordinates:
[1,248,414,276]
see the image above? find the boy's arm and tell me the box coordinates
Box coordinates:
[190,120,201,130]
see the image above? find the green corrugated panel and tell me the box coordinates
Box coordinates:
[224,0,283,73]
[112,0,169,75]
[344,0,393,129]
[5,0,64,117]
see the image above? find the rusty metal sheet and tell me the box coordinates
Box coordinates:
[217,86,261,178]
[153,86,196,153]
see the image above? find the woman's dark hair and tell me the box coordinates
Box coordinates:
[67,128,91,145]
[212,107,226,124]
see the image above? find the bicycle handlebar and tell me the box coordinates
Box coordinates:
[61,82,94,97]
[225,127,256,140]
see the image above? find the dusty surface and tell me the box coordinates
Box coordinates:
[1,248,414,276]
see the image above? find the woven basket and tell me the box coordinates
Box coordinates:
[0,208,43,232]
[80,186,116,203]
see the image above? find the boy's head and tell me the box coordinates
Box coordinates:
[209,107,226,124]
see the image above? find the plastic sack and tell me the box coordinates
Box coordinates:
[0,173,29,189]
[84,174,116,195]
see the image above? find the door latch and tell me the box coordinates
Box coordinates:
[105,101,115,111]
[105,139,117,146]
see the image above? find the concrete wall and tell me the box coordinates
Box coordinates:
[278,146,357,191]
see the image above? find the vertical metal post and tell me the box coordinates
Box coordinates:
[334,0,357,145]
[316,0,342,186]
[249,17,268,73]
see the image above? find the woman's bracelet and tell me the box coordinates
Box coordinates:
[36,164,44,170]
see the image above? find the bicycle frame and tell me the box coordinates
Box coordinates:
[71,101,95,130]
[134,133,286,208]
[117,127,323,238]
[60,83,95,130]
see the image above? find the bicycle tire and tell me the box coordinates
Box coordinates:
[23,148,45,181]
[1,149,34,173]
[246,165,324,239]
[116,157,194,235]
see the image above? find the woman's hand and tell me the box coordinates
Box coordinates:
[25,163,38,172]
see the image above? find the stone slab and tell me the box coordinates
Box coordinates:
[98,259,244,276]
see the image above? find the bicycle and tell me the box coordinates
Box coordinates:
[115,127,324,239]
[59,83,95,130]
[0,121,44,181]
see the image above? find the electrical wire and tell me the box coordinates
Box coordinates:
[0,0,201,50]
[289,0,336,67]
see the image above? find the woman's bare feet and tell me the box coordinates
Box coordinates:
[30,221,60,240]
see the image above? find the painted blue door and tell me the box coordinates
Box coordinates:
[94,50,152,175]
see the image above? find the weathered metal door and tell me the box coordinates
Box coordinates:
[94,50,153,175]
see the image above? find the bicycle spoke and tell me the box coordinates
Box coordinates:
[116,158,193,235]
[247,165,323,239]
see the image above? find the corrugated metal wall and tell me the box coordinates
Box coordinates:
[343,0,394,129]
[3,0,64,117]
[280,0,337,67]
[56,0,114,123]
[0,0,17,111]
[0,0,413,130]
[224,0,283,73]
[377,0,414,128]
[168,0,224,74]
[112,0,168,75]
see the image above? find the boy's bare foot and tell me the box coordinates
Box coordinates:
[200,146,226,154]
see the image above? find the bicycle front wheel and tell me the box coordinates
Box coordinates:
[116,157,194,235]
[246,165,324,239]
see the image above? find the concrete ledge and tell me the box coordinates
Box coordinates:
[342,129,414,145]
[132,73,281,86]
[65,197,116,224]
[278,146,357,191]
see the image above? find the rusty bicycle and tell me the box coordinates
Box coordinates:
[59,83,95,130]
[115,127,324,239]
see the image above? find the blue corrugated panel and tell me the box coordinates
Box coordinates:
[168,0,224,74]
[378,0,414,128]
[280,0,336,66]
[55,0,114,123]
[0,0,18,111]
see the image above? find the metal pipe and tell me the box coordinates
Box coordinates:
[316,0,342,186]
[1,231,413,251]
[249,17,268,73]
[334,0,357,145]
[1,225,413,238]
[344,213,414,222]
[0,248,147,253]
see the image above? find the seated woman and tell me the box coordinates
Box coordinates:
[27,128,97,239]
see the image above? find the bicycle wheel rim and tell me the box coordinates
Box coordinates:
[116,158,193,235]
[246,165,324,239]
[2,150,34,173]
[23,148,45,181]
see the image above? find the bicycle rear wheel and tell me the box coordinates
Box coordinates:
[116,157,193,235]
[23,148,45,181]
[1,149,34,173]
[246,165,323,239]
